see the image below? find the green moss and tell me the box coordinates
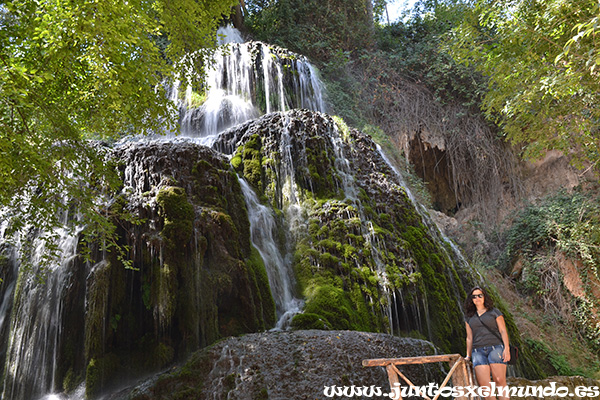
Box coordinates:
[130,335,176,372]
[317,238,342,252]
[139,346,214,399]
[152,262,177,329]
[255,387,269,400]
[85,261,111,361]
[85,353,120,398]
[246,247,277,329]
[192,160,214,177]
[62,368,79,393]
[223,373,238,393]
[301,137,339,199]
[231,155,243,171]
[298,283,372,331]
[318,252,340,268]
[291,312,332,330]
[333,115,351,142]
[216,246,277,338]
[233,134,264,191]
[155,342,175,369]
[156,186,194,250]
[407,330,428,341]
[397,222,466,354]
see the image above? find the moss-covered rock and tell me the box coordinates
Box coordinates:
[72,141,277,395]
[215,110,484,357]
[156,186,194,251]
[232,133,264,192]
[1,109,549,399]
[85,353,120,398]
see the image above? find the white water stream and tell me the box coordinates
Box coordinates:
[239,178,302,329]
[1,216,83,400]
[166,26,325,144]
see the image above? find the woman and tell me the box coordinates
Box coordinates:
[464,287,510,400]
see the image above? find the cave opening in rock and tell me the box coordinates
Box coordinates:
[408,132,460,215]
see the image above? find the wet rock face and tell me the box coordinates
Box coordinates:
[0,110,482,399]
[215,109,473,355]
[109,330,600,400]
[116,330,444,400]
[107,137,276,343]
[23,139,277,399]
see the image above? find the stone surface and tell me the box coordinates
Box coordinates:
[112,330,444,400]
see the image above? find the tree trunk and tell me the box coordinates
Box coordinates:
[231,1,245,32]
[364,0,376,49]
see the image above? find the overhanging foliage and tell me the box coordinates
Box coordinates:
[448,0,600,170]
[0,0,237,264]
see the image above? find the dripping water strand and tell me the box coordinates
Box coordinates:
[328,122,397,334]
[238,177,303,329]
[375,145,483,313]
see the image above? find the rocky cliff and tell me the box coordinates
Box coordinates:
[0,109,542,399]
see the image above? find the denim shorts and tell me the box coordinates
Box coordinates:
[472,344,506,367]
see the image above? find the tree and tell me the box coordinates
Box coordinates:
[245,0,375,62]
[448,0,600,170]
[0,0,237,264]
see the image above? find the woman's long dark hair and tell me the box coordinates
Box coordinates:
[464,286,494,318]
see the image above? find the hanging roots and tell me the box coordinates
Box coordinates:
[348,53,525,225]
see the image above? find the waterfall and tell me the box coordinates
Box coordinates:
[239,178,302,329]
[168,26,326,143]
[217,25,245,45]
[1,218,83,400]
[0,23,483,400]
[0,219,18,395]
[376,145,482,315]
[326,125,401,335]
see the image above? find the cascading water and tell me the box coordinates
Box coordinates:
[328,126,404,336]
[1,217,83,400]
[0,219,18,393]
[0,23,482,400]
[168,26,326,143]
[376,145,482,315]
[239,178,302,329]
[0,26,329,399]
[216,110,474,342]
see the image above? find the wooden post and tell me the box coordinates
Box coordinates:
[449,357,470,400]
[363,354,476,400]
[386,364,402,400]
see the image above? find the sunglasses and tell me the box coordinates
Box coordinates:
[471,294,484,299]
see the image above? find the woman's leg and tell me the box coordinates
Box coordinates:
[474,365,496,400]
[490,363,509,400]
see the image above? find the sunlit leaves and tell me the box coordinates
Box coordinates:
[448,0,600,169]
[0,0,237,265]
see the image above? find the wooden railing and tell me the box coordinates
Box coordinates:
[363,354,476,400]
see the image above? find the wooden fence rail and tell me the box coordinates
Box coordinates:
[363,354,476,400]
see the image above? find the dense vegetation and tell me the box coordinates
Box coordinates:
[499,188,600,352]
[0,0,237,263]
[450,0,600,169]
